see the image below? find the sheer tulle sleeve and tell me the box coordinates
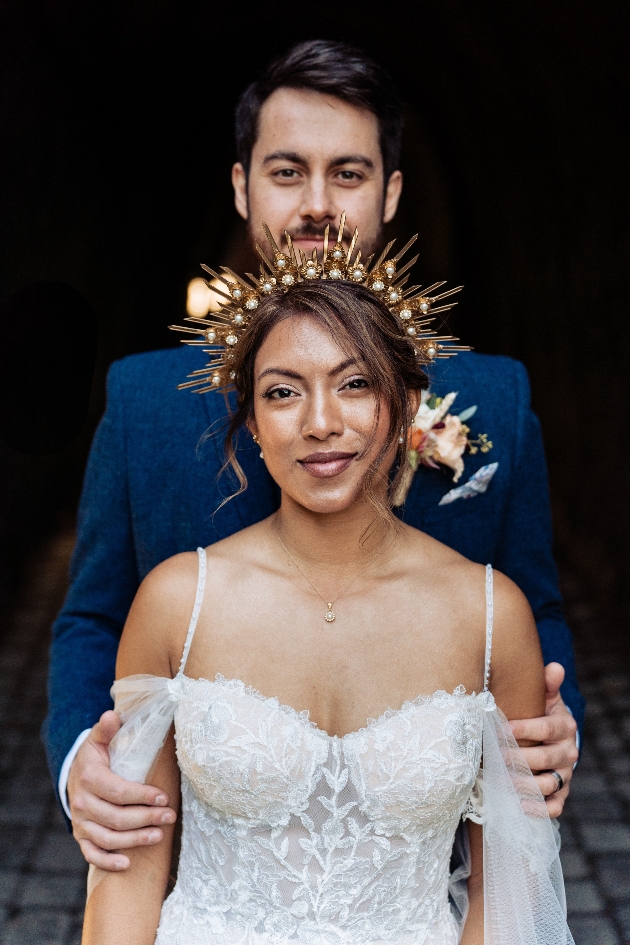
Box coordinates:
[460,694,574,944]
[108,674,180,782]
[86,674,180,899]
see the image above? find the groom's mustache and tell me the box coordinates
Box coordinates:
[284,222,341,247]
[283,220,381,259]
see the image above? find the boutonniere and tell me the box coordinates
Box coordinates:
[394,391,493,505]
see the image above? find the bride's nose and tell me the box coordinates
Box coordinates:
[301,389,344,440]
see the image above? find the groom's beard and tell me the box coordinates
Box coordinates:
[284,220,384,259]
[248,219,384,261]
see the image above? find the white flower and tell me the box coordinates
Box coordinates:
[431,414,468,482]
[413,391,459,432]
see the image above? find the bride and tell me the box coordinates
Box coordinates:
[82,223,572,944]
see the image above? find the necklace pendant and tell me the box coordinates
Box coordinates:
[324,604,336,623]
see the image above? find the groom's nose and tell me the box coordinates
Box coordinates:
[298,173,337,226]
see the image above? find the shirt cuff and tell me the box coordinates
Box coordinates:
[58,729,91,819]
[564,705,580,765]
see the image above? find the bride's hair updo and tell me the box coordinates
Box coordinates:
[222,280,429,520]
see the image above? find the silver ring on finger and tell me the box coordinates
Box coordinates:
[549,770,564,794]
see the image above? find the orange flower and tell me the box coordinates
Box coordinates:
[410,428,428,452]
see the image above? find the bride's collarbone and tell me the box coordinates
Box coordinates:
[181,610,486,730]
[192,587,484,656]
[179,547,488,719]
[197,569,479,631]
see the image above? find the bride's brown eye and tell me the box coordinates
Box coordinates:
[345,378,369,390]
[266,387,295,400]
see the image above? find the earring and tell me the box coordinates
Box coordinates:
[398,426,405,445]
[252,434,264,459]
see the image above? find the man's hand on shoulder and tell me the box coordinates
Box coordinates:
[68,710,177,870]
[509,663,579,818]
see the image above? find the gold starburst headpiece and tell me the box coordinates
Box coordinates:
[170,212,470,394]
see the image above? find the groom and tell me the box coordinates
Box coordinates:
[44,40,582,870]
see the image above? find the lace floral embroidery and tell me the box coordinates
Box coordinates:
[154,677,484,945]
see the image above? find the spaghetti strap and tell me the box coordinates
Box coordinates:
[483,563,494,691]
[178,547,207,676]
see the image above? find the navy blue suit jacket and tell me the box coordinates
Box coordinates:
[44,346,584,801]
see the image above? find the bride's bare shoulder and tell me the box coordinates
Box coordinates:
[399,523,483,583]
[136,550,201,605]
[404,525,543,710]
[399,523,529,615]
[132,520,274,622]
[117,551,201,676]
[203,518,277,577]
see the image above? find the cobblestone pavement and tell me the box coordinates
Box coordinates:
[0,530,629,944]
[0,529,85,945]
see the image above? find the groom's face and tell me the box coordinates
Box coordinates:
[232,87,402,260]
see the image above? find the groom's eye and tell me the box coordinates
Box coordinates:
[273,168,300,180]
[343,377,369,390]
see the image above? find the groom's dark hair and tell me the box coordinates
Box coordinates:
[235,40,403,184]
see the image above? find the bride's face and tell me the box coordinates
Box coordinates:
[248,315,396,515]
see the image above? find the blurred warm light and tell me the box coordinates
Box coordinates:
[186,277,224,316]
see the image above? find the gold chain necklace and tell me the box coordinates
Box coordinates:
[274,519,384,623]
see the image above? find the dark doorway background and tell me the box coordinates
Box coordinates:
[0,1,628,627]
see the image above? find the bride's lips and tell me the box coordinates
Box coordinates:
[298,451,357,478]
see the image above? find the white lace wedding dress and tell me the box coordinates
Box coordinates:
[100,549,573,944]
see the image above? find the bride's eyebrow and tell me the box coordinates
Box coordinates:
[257,367,303,381]
[257,357,362,383]
[328,357,362,376]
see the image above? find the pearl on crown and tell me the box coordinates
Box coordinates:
[171,214,470,399]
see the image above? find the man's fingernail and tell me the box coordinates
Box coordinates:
[116,858,129,870]
[154,794,167,806]
[161,811,175,824]
[148,830,161,843]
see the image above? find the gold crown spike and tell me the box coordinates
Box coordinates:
[370,240,396,272]
[322,224,330,265]
[169,213,470,393]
